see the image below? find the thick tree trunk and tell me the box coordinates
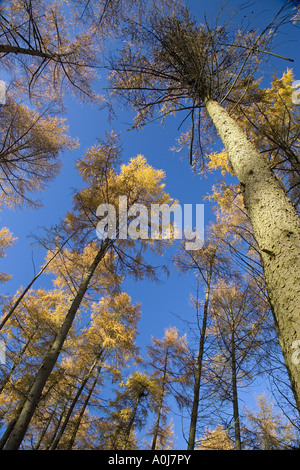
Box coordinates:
[3,241,110,450]
[205,99,300,412]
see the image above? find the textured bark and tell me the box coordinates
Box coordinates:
[205,99,300,412]
[3,241,110,450]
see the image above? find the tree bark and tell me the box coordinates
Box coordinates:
[205,99,300,412]
[3,240,110,450]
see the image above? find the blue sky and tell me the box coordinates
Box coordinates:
[1,0,300,448]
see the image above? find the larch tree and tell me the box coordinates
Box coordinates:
[107,3,300,411]
[208,279,270,450]
[205,69,300,420]
[0,0,99,207]
[173,224,233,450]
[0,0,145,103]
[210,69,300,211]
[0,95,78,208]
[0,226,16,285]
[146,326,189,450]
[104,372,154,450]
[0,0,182,98]
[47,293,141,450]
[0,0,182,206]
[243,393,299,450]
[1,132,176,449]
[197,424,234,450]
[0,287,73,449]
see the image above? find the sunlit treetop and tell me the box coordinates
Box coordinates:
[108,3,295,167]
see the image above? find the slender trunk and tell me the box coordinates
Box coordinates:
[67,365,102,450]
[205,98,300,412]
[122,393,142,450]
[34,405,58,450]
[0,415,18,449]
[0,234,73,331]
[151,351,168,451]
[3,240,110,450]
[46,402,68,450]
[51,351,104,450]
[0,44,72,60]
[230,317,241,450]
[187,258,214,450]
[0,329,37,394]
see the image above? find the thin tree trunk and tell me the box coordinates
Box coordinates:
[0,234,73,331]
[45,402,69,450]
[0,44,73,60]
[122,393,142,450]
[51,351,104,450]
[187,257,214,450]
[205,98,300,412]
[67,365,102,450]
[3,240,110,450]
[34,405,58,450]
[151,351,168,451]
[0,415,17,449]
[0,329,37,394]
[230,316,241,450]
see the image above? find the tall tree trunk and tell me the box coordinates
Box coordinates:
[0,329,37,394]
[151,351,168,451]
[0,234,73,331]
[122,392,143,450]
[3,240,110,450]
[205,98,300,412]
[230,316,241,450]
[187,256,214,450]
[67,365,102,450]
[46,401,68,450]
[34,405,58,450]
[51,351,104,450]
[0,415,18,449]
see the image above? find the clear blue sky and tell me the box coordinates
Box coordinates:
[1,0,300,448]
